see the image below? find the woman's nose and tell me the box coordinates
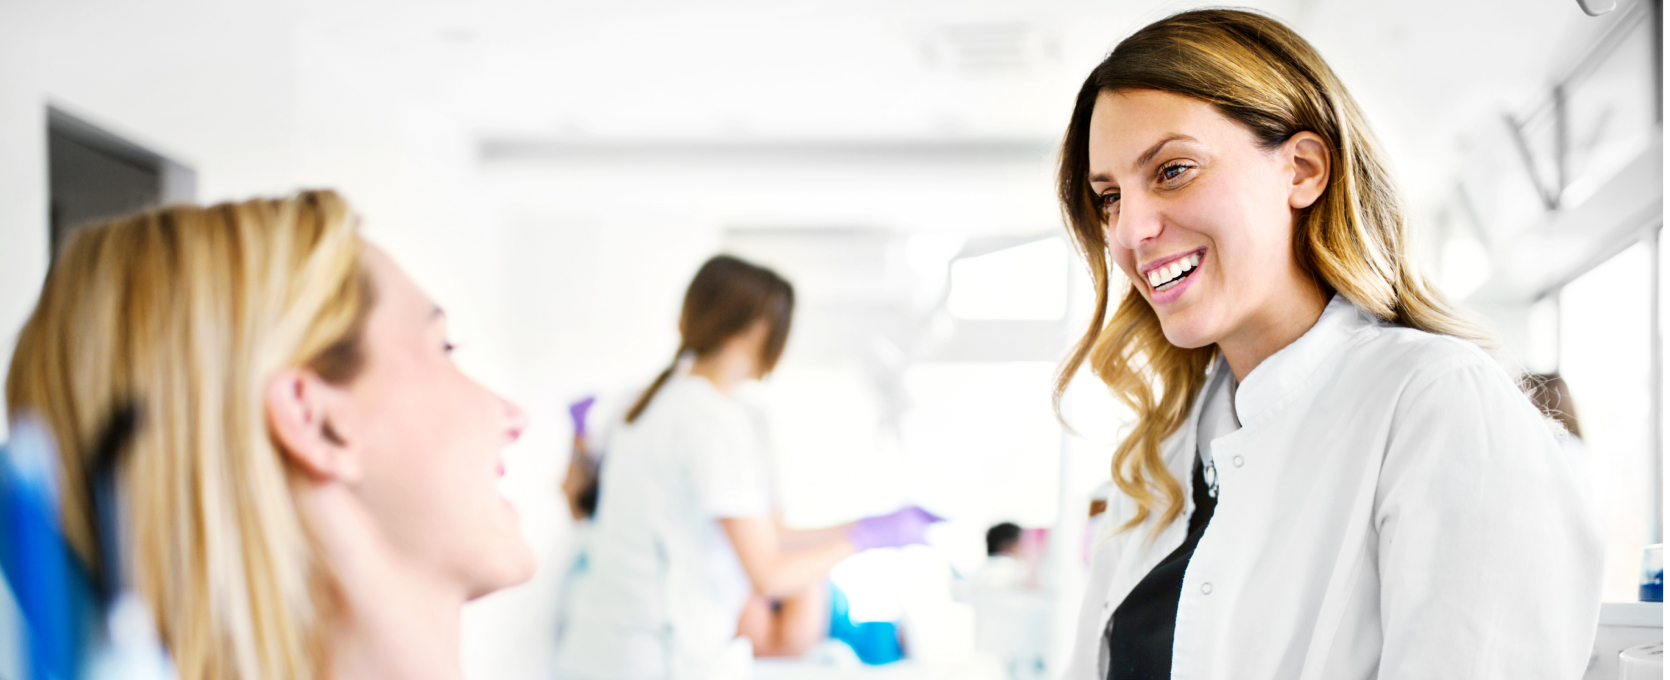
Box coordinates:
[1110,192,1163,250]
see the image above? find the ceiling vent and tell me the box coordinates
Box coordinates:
[922,22,1057,73]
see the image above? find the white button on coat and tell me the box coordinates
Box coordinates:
[1065,296,1603,680]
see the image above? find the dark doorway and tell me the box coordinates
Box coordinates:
[47,107,195,259]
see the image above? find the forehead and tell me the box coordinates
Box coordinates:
[1087,89,1226,175]
[363,244,435,322]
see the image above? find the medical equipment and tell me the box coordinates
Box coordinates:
[1618,642,1663,679]
[1641,545,1663,603]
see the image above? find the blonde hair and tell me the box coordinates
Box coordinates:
[1053,9,1485,539]
[5,190,374,680]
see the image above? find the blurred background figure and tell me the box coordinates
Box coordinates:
[3,191,535,680]
[1527,372,1587,444]
[955,522,1053,680]
[555,255,942,680]
[562,396,601,522]
[552,394,603,650]
[972,523,1026,589]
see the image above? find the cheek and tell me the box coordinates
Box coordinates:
[1178,171,1292,284]
[369,371,487,486]
[1232,157,1303,254]
[354,361,524,582]
[1105,233,1139,281]
[1229,199,1300,282]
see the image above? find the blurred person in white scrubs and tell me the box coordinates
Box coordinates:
[972,522,1028,589]
[1052,9,1602,680]
[555,255,941,680]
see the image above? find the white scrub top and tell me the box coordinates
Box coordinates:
[1064,295,1604,680]
[557,374,774,680]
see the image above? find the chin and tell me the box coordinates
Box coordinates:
[465,529,538,600]
[1157,316,1218,350]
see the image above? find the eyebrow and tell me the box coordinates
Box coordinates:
[430,306,446,320]
[1086,134,1197,184]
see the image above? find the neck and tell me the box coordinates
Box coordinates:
[302,483,467,680]
[688,353,753,394]
[1217,285,1330,382]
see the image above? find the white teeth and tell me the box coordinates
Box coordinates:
[1146,252,1205,290]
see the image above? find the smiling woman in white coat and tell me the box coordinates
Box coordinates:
[1052,9,1604,680]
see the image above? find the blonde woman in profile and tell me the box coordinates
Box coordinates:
[6,190,534,680]
[1053,9,1602,679]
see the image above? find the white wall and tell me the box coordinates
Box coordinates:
[0,0,515,423]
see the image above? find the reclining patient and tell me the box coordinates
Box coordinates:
[6,189,534,680]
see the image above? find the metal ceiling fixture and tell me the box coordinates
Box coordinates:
[1577,0,1617,16]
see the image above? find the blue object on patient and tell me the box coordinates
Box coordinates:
[848,622,903,665]
[827,584,903,665]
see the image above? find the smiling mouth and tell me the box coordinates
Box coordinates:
[1145,251,1203,292]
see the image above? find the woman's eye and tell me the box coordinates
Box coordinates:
[443,341,458,355]
[1159,163,1191,182]
[1099,192,1121,209]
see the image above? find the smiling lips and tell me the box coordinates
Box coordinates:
[1144,251,1203,291]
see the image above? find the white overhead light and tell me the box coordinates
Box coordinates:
[921,22,1058,73]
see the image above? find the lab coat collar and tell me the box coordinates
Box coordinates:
[1156,353,1233,526]
[1232,294,1373,427]
[1148,296,1369,547]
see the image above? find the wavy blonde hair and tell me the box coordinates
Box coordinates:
[6,190,374,680]
[1054,9,1485,538]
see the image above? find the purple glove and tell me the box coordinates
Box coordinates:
[847,506,945,551]
[568,396,597,438]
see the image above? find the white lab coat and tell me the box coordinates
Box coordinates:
[556,374,773,680]
[1064,296,1603,680]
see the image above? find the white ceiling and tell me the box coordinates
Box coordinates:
[291,0,1632,183]
[4,0,1645,225]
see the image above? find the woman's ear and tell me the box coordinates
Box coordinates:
[1285,131,1330,210]
[264,368,362,482]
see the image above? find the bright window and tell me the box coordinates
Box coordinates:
[947,238,1068,320]
[1558,239,1660,601]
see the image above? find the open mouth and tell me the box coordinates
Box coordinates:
[1145,250,1203,292]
